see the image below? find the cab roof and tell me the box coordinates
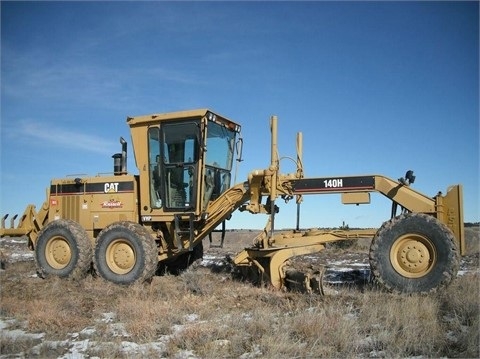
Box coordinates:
[126,108,238,128]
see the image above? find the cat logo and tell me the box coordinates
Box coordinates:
[104,182,119,193]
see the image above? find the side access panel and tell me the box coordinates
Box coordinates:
[49,175,139,240]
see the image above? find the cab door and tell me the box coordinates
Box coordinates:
[160,121,200,211]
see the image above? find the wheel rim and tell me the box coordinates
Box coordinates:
[45,236,72,269]
[390,233,437,278]
[106,239,136,275]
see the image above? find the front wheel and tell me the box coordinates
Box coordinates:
[94,221,158,285]
[369,213,459,294]
[35,219,92,280]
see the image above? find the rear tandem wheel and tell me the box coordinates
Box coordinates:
[93,221,158,285]
[369,213,459,294]
[35,219,92,280]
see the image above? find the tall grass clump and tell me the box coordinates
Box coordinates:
[355,291,445,357]
[438,272,479,358]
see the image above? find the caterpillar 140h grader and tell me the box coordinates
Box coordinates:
[1,109,465,293]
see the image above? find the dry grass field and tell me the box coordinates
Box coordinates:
[1,226,478,358]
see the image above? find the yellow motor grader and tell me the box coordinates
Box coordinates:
[0,109,464,293]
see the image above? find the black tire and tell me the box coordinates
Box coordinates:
[35,219,92,280]
[369,213,459,294]
[93,221,158,285]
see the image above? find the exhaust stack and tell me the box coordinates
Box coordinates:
[113,137,128,175]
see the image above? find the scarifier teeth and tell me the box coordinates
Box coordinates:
[0,214,19,229]
[10,214,18,229]
[1,214,8,229]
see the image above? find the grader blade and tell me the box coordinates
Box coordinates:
[284,267,325,295]
[233,226,378,293]
[233,250,327,295]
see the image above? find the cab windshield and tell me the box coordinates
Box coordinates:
[203,121,236,205]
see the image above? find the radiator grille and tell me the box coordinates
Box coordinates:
[62,195,80,222]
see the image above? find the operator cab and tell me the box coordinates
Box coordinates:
[127,109,241,219]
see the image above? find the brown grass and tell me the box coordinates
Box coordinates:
[1,226,479,358]
[1,259,478,358]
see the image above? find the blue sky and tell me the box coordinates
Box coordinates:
[1,1,478,230]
